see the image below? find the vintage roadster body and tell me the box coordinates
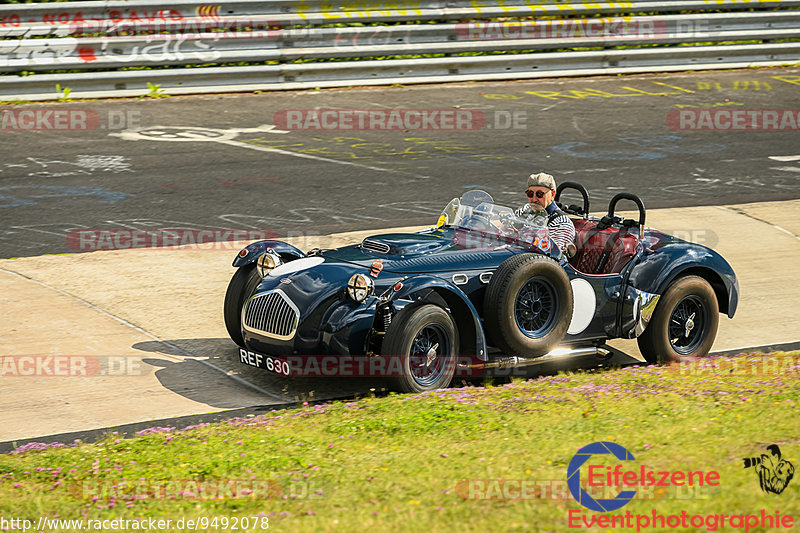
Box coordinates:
[224,184,738,392]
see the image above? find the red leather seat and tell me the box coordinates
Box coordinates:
[571,220,638,274]
[604,230,638,273]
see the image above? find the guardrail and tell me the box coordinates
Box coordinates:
[1,0,799,100]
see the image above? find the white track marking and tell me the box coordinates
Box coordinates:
[112,124,433,179]
[217,138,433,179]
[715,206,800,241]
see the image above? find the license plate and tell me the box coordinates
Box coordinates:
[238,348,290,376]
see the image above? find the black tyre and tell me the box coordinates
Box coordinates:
[637,275,719,364]
[223,264,262,348]
[382,304,459,393]
[484,254,573,356]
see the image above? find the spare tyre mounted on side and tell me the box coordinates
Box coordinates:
[484,254,574,356]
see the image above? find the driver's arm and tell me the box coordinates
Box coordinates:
[548,213,576,252]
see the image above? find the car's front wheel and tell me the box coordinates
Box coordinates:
[223,264,262,348]
[382,304,459,393]
[637,275,719,364]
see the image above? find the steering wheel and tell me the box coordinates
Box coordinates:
[460,214,493,231]
[460,190,494,208]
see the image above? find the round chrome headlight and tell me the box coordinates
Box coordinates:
[257,251,283,277]
[347,273,374,303]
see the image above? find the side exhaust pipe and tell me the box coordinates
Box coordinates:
[460,346,612,371]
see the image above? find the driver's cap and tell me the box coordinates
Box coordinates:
[527,172,556,190]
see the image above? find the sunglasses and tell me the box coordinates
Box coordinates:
[526,189,548,199]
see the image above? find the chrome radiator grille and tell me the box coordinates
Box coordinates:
[242,290,299,340]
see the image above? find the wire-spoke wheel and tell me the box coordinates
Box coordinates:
[638,276,719,364]
[408,323,451,389]
[668,295,707,355]
[383,304,458,393]
[514,277,558,337]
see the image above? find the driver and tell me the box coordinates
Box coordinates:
[514,172,576,253]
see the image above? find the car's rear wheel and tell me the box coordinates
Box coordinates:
[224,264,262,348]
[637,275,719,364]
[484,254,573,356]
[383,304,459,393]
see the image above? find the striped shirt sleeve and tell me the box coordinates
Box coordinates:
[548,213,576,253]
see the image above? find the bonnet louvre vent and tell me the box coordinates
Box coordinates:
[362,239,391,254]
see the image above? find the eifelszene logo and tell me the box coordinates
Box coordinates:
[566,441,796,531]
[567,441,720,512]
[568,441,637,512]
[743,444,795,495]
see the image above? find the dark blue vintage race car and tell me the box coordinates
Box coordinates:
[224,184,738,393]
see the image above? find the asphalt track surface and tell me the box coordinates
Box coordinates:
[2,67,800,258]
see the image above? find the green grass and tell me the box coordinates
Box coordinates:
[1,351,798,532]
